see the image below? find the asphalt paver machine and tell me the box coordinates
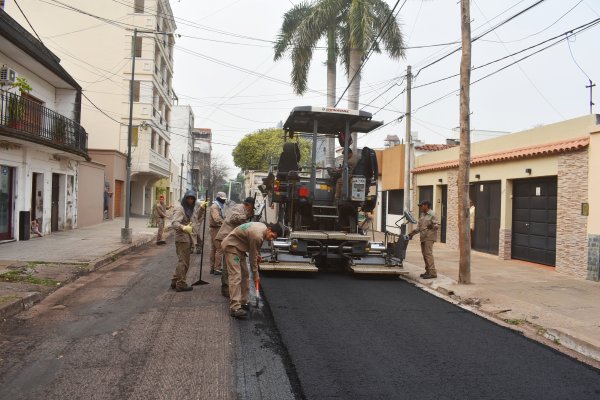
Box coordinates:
[259,106,415,275]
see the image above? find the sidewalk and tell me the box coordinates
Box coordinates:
[391,234,600,363]
[0,217,159,319]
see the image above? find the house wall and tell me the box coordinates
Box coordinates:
[88,149,126,219]
[77,160,105,228]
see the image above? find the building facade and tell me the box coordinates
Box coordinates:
[191,128,212,198]
[170,105,194,202]
[5,0,177,217]
[413,115,600,281]
[0,8,89,240]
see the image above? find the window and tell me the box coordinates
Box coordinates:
[158,137,163,154]
[134,0,144,13]
[151,130,156,150]
[133,81,140,102]
[387,190,404,215]
[164,143,169,158]
[133,36,142,58]
[132,127,139,147]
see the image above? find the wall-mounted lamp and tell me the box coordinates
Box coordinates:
[475,174,481,180]
[438,178,443,183]
[525,168,532,175]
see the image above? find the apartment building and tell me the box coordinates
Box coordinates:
[170,104,194,202]
[0,8,90,240]
[5,0,177,216]
[191,128,212,198]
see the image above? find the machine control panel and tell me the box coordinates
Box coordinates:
[350,177,366,202]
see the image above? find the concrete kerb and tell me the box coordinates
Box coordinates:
[0,231,170,321]
[399,261,600,368]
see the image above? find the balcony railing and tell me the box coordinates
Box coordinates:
[0,90,87,156]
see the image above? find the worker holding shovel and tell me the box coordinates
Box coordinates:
[170,190,205,292]
[221,222,283,319]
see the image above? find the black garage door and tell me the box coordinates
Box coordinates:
[512,177,557,266]
[469,181,501,254]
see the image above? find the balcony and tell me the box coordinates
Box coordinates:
[0,90,88,159]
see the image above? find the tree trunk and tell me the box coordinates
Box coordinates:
[325,26,337,167]
[458,0,472,284]
[347,47,362,154]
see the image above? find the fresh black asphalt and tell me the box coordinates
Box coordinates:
[260,273,600,400]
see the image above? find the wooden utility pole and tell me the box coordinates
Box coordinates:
[458,0,472,284]
[403,65,412,234]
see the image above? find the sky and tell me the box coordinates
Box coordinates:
[167,0,600,178]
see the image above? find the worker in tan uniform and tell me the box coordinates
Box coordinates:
[409,200,439,279]
[170,190,203,292]
[208,192,226,275]
[222,222,283,318]
[335,148,359,199]
[215,197,255,298]
[154,195,170,245]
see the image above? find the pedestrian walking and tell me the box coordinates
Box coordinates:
[222,222,283,319]
[103,184,112,220]
[469,200,476,248]
[409,200,439,279]
[154,195,168,245]
[215,197,255,298]
[170,190,202,292]
[208,192,227,275]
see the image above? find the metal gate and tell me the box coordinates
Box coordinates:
[440,185,448,243]
[469,181,501,254]
[512,177,557,266]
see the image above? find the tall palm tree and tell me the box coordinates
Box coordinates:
[274,0,405,155]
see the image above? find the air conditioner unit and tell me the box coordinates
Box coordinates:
[0,66,17,86]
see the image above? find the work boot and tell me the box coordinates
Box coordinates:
[241,303,250,311]
[213,269,223,276]
[170,279,177,290]
[196,247,202,254]
[175,284,193,292]
[230,308,248,319]
[221,289,230,298]
[421,274,437,279]
[419,273,427,278]
[157,240,166,245]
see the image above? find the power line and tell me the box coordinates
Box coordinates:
[13,0,45,44]
[334,0,407,107]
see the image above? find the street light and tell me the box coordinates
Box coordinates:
[121,28,176,244]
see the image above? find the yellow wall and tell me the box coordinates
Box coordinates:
[415,115,597,167]
[381,144,405,191]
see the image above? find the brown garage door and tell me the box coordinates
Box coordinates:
[114,180,123,217]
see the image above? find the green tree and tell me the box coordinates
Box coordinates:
[232,128,311,171]
[274,0,406,153]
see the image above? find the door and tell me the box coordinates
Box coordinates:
[512,177,557,266]
[418,186,434,205]
[0,166,14,240]
[51,173,59,232]
[440,185,448,243]
[381,191,387,232]
[469,181,501,254]
[114,180,123,217]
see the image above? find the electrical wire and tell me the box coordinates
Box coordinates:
[13,0,44,44]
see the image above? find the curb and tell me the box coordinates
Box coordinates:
[0,231,168,321]
[0,292,42,320]
[399,261,600,366]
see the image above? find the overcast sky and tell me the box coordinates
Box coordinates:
[169,0,599,177]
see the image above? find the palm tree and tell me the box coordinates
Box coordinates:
[274,0,405,154]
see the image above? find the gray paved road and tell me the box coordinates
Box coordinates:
[261,273,600,400]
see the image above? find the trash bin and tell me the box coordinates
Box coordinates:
[19,211,31,241]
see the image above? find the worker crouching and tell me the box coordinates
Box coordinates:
[222,222,283,319]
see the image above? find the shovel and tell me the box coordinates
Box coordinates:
[255,279,261,308]
[192,191,210,286]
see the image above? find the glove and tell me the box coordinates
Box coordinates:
[182,224,193,234]
[200,201,209,209]
[427,223,434,229]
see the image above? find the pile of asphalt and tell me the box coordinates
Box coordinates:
[261,273,600,400]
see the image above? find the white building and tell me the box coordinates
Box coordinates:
[5,0,177,216]
[0,9,91,240]
[192,128,212,197]
[170,104,194,201]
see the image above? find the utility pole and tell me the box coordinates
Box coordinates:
[458,0,472,284]
[179,154,184,199]
[121,28,138,244]
[586,79,595,114]
[402,65,412,233]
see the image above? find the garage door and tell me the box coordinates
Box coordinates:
[512,177,557,266]
[469,181,501,255]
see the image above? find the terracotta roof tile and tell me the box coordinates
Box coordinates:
[413,136,589,173]
[415,144,457,151]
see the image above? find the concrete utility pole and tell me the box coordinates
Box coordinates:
[179,154,184,198]
[458,0,472,284]
[403,65,412,233]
